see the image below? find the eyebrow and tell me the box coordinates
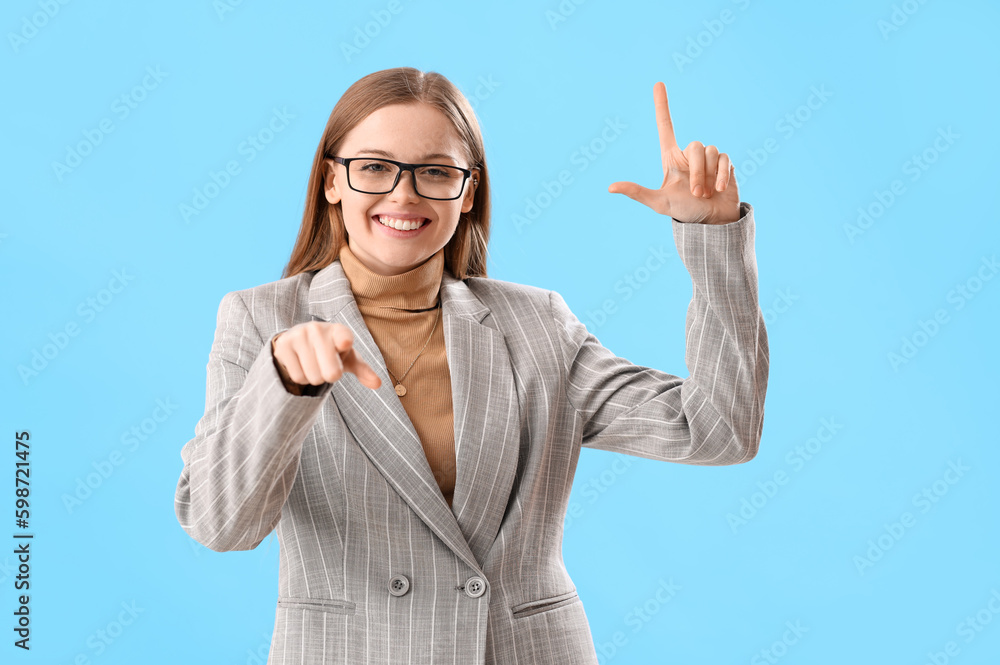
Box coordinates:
[354,148,458,162]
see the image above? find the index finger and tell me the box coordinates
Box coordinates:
[654,81,679,155]
[341,346,382,389]
[329,323,381,388]
[331,322,354,351]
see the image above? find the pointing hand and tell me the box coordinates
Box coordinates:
[272,321,382,392]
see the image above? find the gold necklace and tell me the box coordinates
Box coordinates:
[384,302,440,397]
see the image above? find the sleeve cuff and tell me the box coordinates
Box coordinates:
[671,201,752,226]
[269,331,331,398]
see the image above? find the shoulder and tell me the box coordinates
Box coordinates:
[222,271,313,307]
[214,271,317,333]
[458,275,592,363]
[458,275,572,340]
[460,274,580,324]
[457,275,574,373]
[460,274,553,311]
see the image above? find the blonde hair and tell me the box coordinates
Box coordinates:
[282,67,491,280]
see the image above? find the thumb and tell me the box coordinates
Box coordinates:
[608,181,661,210]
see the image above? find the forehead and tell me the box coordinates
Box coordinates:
[340,103,466,161]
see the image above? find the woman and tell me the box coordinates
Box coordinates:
[174,66,768,665]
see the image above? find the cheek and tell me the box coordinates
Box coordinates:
[342,203,370,229]
[435,211,461,236]
[441,204,464,224]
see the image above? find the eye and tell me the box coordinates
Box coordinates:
[418,166,459,179]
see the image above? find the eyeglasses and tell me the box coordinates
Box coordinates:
[330,156,476,201]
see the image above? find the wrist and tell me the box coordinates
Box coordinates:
[271,332,305,396]
[676,202,744,225]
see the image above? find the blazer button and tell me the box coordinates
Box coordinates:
[464,576,487,598]
[388,574,410,597]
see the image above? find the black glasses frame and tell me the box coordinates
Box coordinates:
[330,156,475,201]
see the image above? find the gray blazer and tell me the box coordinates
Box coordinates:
[174,202,768,665]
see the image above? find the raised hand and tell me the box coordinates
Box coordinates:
[273,321,382,392]
[609,82,741,225]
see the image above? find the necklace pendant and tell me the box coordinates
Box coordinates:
[394,383,407,397]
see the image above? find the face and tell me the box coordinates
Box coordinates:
[324,103,479,277]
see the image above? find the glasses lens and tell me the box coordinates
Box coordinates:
[412,164,465,199]
[349,159,398,193]
[349,160,465,199]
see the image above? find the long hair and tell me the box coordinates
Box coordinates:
[282,67,491,280]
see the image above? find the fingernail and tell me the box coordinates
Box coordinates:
[693,185,703,197]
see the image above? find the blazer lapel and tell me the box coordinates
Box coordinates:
[306,259,520,572]
[437,270,521,569]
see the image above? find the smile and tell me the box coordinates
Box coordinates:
[374,215,429,231]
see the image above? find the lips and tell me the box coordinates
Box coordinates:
[373,214,429,230]
[372,213,428,221]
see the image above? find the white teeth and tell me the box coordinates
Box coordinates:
[377,215,426,231]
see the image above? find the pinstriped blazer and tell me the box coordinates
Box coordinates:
[174,201,768,665]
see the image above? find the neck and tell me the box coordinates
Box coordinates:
[338,243,445,311]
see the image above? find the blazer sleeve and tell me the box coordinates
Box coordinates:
[174,290,333,551]
[549,201,768,466]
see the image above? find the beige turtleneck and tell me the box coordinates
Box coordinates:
[336,243,457,509]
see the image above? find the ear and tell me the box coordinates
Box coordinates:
[460,168,479,214]
[323,158,342,205]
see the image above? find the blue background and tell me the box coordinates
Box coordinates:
[3,0,998,663]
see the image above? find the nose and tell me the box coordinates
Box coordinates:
[389,169,421,201]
